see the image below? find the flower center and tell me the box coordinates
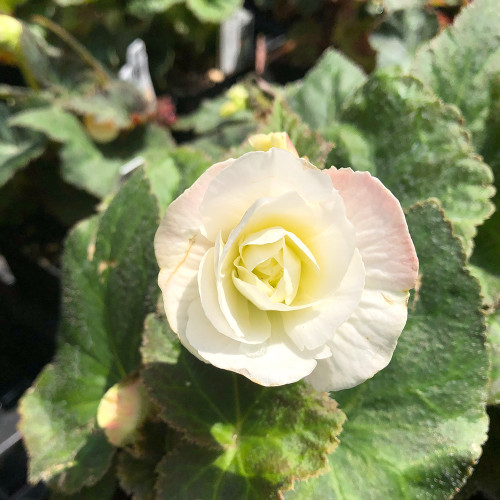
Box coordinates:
[231,226,318,308]
[253,253,283,288]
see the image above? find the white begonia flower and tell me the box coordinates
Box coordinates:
[154,148,418,391]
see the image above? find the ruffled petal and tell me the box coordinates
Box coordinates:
[200,148,336,241]
[198,247,271,344]
[325,167,418,292]
[218,191,355,311]
[155,159,233,333]
[283,249,365,351]
[305,288,409,391]
[186,299,317,386]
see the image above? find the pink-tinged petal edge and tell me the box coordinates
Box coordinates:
[154,159,234,334]
[306,167,419,392]
[325,167,418,292]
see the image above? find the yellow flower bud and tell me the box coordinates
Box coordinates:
[96,378,148,447]
[248,132,299,157]
[226,84,249,103]
[219,84,249,117]
[0,14,22,65]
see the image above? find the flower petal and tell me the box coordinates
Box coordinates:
[198,247,271,344]
[305,288,409,391]
[155,159,233,334]
[219,191,355,311]
[185,299,317,386]
[200,148,336,241]
[283,249,365,351]
[325,167,418,291]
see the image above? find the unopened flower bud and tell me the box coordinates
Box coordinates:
[84,115,120,143]
[248,132,299,157]
[97,378,148,446]
[219,84,249,117]
[0,15,23,66]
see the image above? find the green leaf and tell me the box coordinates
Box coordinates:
[468,263,500,406]
[117,419,180,500]
[10,106,123,197]
[138,125,181,214]
[169,146,211,197]
[19,171,161,492]
[155,444,278,499]
[370,7,439,70]
[488,311,500,405]
[0,103,45,187]
[127,0,183,18]
[11,108,180,202]
[414,1,500,400]
[326,71,494,251]
[188,121,257,162]
[117,421,176,500]
[174,94,253,135]
[141,313,345,498]
[226,100,334,167]
[454,406,500,500]
[61,80,149,130]
[263,100,333,167]
[141,310,182,365]
[286,48,366,132]
[51,460,118,500]
[19,344,115,492]
[186,0,243,23]
[412,0,500,161]
[285,201,489,499]
[117,451,157,500]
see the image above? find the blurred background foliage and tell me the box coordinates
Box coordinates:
[3,1,498,499]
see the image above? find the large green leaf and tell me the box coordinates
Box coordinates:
[411,0,500,403]
[286,48,366,132]
[19,170,161,493]
[51,461,118,500]
[285,201,489,499]
[263,100,333,167]
[0,102,45,187]
[141,313,346,499]
[325,71,494,251]
[169,146,211,198]
[370,6,439,70]
[412,0,500,164]
[455,406,500,500]
[468,262,500,405]
[227,100,333,167]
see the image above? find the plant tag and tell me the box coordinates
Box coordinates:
[120,156,145,177]
[219,8,255,75]
[119,39,156,105]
